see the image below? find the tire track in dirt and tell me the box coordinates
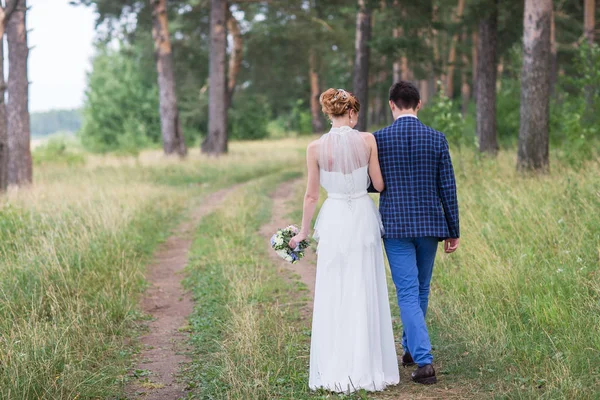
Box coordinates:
[124,186,238,400]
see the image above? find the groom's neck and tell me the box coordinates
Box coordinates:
[393,109,418,120]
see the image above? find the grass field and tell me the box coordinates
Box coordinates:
[0,140,305,399]
[1,138,598,399]
[183,144,600,399]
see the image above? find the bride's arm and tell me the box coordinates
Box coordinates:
[289,141,320,249]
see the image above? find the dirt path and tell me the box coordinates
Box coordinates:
[125,186,237,400]
[262,180,473,399]
[259,179,317,317]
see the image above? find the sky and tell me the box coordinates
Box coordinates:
[26,0,97,113]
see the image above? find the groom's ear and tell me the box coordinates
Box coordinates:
[415,100,422,112]
[389,100,395,111]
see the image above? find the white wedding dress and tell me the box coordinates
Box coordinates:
[309,126,399,393]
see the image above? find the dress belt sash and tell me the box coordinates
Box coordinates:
[327,190,368,200]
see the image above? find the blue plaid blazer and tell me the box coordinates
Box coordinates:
[374,116,460,240]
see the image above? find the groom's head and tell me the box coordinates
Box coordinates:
[389,81,421,118]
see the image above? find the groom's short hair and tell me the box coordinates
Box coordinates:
[389,81,420,110]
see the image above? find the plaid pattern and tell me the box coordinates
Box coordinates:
[374,116,460,239]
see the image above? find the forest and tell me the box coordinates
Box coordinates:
[68,0,597,164]
[30,109,82,137]
[0,0,598,399]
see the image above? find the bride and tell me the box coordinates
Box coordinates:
[289,88,400,393]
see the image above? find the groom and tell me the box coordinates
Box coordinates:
[373,81,460,384]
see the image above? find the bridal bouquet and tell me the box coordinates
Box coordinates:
[270,225,310,264]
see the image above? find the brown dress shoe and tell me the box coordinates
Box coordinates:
[401,352,415,367]
[411,364,437,384]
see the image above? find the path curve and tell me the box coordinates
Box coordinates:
[125,186,238,399]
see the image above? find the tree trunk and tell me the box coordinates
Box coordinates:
[583,0,596,111]
[0,36,7,191]
[151,0,186,157]
[203,0,228,155]
[309,49,324,133]
[391,0,401,83]
[460,31,471,116]
[353,0,371,132]
[373,95,382,125]
[227,7,242,105]
[401,55,412,82]
[584,0,595,45]
[392,26,401,82]
[431,4,440,97]
[476,0,499,155]
[368,96,376,127]
[517,0,552,172]
[496,57,504,91]
[445,0,466,97]
[419,80,430,104]
[377,56,389,125]
[472,30,478,100]
[0,5,12,191]
[550,9,558,94]
[6,0,31,186]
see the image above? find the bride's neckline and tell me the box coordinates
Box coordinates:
[329,125,355,134]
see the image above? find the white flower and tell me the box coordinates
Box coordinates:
[275,237,284,246]
[556,268,564,273]
[276,250,288,259]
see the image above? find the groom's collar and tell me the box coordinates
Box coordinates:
[395,114,419,120]
[394,114,419,125]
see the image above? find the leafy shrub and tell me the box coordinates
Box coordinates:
[495,79,521,147]
[229,93,271,140]
[550,43,600,167]
[288,100,314,135]
[80,45,161,153]
[268,99,313,138]
[420,86,470,148]
[33,136,85,166]
[115,117,152,156]
[178,76,209,146]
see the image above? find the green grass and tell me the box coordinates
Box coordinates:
[184,169,390,399]
[5,137,599,398]
[0,140,307,399]
[0,182,185,398]
[183,171,320,399]
[428,151,600,398]
[183,145,599,399]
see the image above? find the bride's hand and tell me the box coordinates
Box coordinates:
[289,231,308,249]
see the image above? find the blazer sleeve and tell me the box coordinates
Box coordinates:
[437,135,460,238]
[368,131,382,193]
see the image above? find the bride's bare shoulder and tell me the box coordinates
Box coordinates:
[306,139,320,156]
[360,131,375,143]
[307,138,320,149]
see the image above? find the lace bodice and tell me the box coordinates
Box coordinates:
[318,126,371,196]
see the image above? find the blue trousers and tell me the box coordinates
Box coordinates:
[383,237,438,367]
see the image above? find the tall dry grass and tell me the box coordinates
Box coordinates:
[0,139,307,398]
[428,151,600,397]
[185,145,599,399]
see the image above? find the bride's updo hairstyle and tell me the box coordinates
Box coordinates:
[320,88,360,117]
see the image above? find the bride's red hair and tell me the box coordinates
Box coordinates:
[320,88,360,117]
